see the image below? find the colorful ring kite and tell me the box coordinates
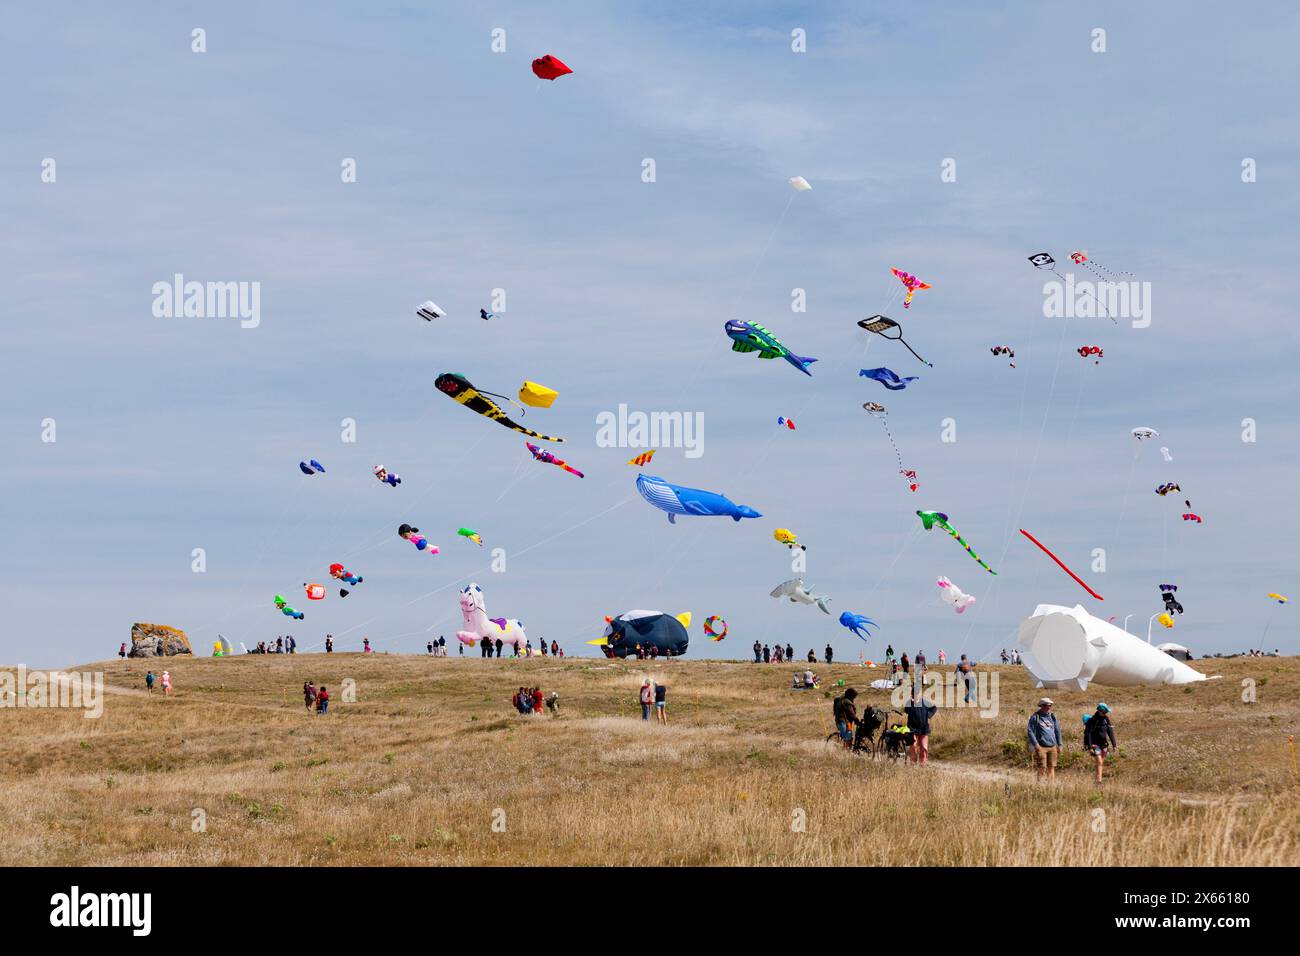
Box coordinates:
[703,615,728,641]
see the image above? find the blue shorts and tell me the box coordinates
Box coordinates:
[655,701,665,709]
[837,720,852,743]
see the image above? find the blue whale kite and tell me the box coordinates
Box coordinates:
[636,474,761,524]
[859,368,919,391]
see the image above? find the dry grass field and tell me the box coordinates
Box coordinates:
[2,653,1297,866]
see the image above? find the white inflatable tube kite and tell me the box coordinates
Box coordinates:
[1017,603,1213,689]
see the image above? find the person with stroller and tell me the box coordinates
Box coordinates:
[832,688,859,748]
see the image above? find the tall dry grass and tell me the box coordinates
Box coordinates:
[1,654,1295,865]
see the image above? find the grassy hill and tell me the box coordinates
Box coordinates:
[2,654,1296,865]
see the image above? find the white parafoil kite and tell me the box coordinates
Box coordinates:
[1130,426,1159,440]
[936,576,976,614]
[417,301,446,322]
[788,176,812,192]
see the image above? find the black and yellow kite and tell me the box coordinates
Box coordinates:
[434,373,565,442]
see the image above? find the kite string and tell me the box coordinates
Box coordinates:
[957,296,1072,658]
[307,496,637,650]
[188,429,493,640]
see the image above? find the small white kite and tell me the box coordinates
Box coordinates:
[788,176,812,192]
[417,301,446,322]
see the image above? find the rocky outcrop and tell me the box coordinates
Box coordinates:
[129,622,193,658]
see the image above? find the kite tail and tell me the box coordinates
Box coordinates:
[949,527,997,575]
[505,418,565,442]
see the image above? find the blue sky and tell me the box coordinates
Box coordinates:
[4,2,1298,669]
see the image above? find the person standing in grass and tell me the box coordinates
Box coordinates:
[119,642,127,659]
[1027,697,1062,782]
[825,644,833,665]
[304,681,317,710]
[639,679,653,720]
[903,693,936,765]
[550,640,558,657]
[955,654,976,703]
[160,671,172,696]
[654,681,667,724]
[1083,702,1117,784]
[145,670,155,694]
[494,637,503,658]
[316,685,329,715]
[532,687,544,714]
[753,640,762,663]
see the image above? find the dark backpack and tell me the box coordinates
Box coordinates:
[832,696,845,721]
[1084,714,1109,747]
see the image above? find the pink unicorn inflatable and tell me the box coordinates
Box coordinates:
[456,583,527,649]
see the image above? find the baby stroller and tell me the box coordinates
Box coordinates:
[852,706,887,756]
[825,705,886,757]
[880,716,915,761]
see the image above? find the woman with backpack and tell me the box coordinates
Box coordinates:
[1082,702,1117,784]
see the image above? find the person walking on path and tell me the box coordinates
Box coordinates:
[145,671,155,694]
[1083,702,1118,784]
[316,685,330,715]
[160,671,172,696]
[1027,697,1062,782]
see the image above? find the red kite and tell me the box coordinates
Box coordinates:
[532,54,573,81]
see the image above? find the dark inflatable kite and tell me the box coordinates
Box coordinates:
[593,610,690,658]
